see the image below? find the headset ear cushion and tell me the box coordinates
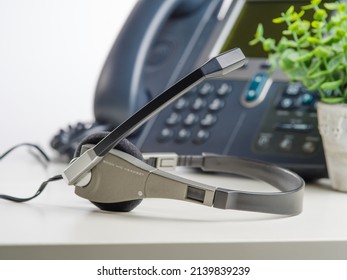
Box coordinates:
[74,132,143,212]
[74,131,143,159]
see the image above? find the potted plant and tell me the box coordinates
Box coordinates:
[250,0,347,191]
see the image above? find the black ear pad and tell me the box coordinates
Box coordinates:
[75,132,143,212]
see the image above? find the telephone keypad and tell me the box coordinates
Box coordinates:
[157,80,228,145]
[156,79,322,156]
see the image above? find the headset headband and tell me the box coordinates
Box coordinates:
[75,148,304,215]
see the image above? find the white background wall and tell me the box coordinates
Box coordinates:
[0,0,137,153]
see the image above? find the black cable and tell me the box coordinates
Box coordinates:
[0,174,63,202]
[0,143,50,162]
[0,143,63,202]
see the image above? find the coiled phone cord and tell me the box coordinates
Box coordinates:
[0,143,63,202]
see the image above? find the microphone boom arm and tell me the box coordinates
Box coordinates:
[62,48,246,186]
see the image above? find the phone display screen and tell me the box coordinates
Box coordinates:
[220,1,310,58]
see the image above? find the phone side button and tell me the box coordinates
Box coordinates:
[245,73,268,102]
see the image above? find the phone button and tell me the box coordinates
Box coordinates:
[208,98,225,111]
[174,97,189,111]
[166,112,181,126]
[157,128,173,143]
[276,123,313,132]
[278,97,295,110]
[279,138,293,151]
[245,73,268,102]
[199,83,214,96]
[256,133,272,149]
[183,113,198,126]
[300,93,314,105]
[302,141,317,153]
[286,83,301,95]
[200,113,217,127]
[193,130,210,144]
[216,83,232,97]
[175,129,191,143]
[191,97,206,111]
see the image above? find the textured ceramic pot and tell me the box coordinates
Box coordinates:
[317,102,347,192]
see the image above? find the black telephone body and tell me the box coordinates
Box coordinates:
[52,0,328,180]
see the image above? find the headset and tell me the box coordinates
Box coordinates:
[0,49,304,215]
[62,48,305,216]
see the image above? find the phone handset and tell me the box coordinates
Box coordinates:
[94,0,206,126]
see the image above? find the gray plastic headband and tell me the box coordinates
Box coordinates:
[75,148,304,216]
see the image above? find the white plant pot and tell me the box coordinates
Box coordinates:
[317,102,347,192]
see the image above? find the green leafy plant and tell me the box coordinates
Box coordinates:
[250,0,347,104]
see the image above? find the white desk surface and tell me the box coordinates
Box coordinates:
[1,152,347,260]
